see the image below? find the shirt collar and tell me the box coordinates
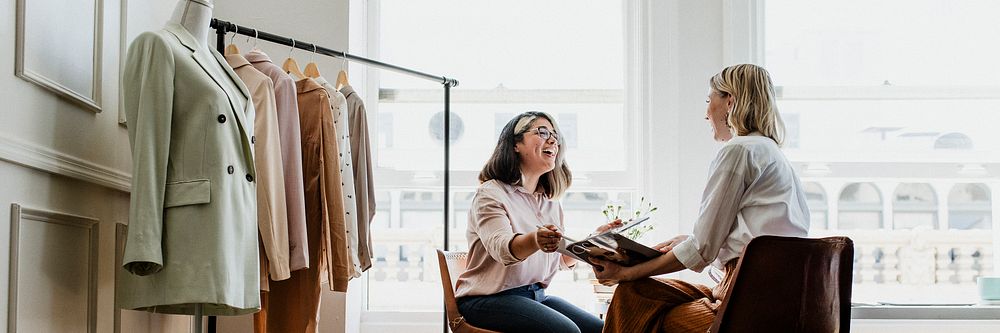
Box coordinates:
[339,83,356,98]
[164,23,202,53]
[224,53,252,70]
[244,49,273,64]
[296,77,324,94]
[314,76,331,87]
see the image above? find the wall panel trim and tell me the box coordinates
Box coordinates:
[8,204,100,333]
[0,135,130,192]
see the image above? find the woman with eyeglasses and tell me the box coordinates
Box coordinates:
[453,111,613,333]
[591,64,810,332]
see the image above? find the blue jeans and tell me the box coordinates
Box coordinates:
[456,283,604,333]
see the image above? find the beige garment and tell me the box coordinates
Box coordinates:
[339,84,376,271]
[317,76,362,278]
[267,78,349,333]
[454,180,563,298]
[246,50,310,271]
[226,54,291,285]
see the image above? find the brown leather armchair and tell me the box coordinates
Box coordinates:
[710,236,855,333]
[436,250,501,333]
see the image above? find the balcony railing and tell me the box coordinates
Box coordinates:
[369,228,995,286]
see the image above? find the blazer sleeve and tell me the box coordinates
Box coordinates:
[121,32,175,276]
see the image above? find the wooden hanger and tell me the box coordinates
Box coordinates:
[224,24,240,55]
[282,40,305,80]
[225,44,240,56]
[304,44,321,78]
[335,53,349,90]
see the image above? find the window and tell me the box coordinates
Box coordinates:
[893,183,937,230]
[366,0,635,313]
[760,0,999,304]
[949,183,992,230]
[838,183,882,230]
[803,182,827,230]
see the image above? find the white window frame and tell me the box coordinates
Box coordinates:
[726,0,1000,321]
[355,0,652,328]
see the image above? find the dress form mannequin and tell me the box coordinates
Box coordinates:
[170,0,213,47]
[121,0,259,322]
[170,2,213,332]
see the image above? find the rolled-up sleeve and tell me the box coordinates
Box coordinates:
[673,144,750,272]
[472,188,522,266]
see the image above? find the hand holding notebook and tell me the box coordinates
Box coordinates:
[551,216,663,267]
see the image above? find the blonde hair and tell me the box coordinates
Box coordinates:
[710,64,785,146]
[479,111,572,198]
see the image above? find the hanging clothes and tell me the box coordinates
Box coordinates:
[340,84,376,271]
[226,53,291,285]
[267,78,350,333]
[246,50,310,272]
[317,76,363,278]
[119,23,259,316]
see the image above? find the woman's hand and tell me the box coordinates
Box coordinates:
[652,234,690,253]
[534,224,562,253]
[592,219,623,235]
[590,257,629,286]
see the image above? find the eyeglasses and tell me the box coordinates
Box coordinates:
[528,126,560,142]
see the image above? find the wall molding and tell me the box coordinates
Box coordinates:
[8,204,100,333]
[0,135,130,192]
[15,0,104,112]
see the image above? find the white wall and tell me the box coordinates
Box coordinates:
[642,0,728,284]
[0,0,133,331]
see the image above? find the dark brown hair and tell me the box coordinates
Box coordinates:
[478,111,572,198]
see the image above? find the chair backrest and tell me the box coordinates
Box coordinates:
[709,236,854,333]
[436,250,501,333]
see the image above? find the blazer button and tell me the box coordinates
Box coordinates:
[246,174,254,182]
[227,165,234,174]
[251,136,256,144]
[217,114,227,123]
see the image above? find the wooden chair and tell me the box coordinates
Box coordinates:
[709,236,855,333]
[436,250,501,333]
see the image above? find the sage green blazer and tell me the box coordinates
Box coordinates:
[119,23,260,316]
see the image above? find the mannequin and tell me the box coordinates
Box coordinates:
[120,0,259,325]
[173,2,215,332]
[170,0,213,47]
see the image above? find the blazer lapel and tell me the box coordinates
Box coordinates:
[164,24,255,174]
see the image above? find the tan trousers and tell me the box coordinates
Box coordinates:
[603,261,737,333]
[264,190,324,333]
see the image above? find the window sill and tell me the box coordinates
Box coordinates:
[852,305,1000,320]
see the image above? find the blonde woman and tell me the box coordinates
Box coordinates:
[454,111,614,333]
[592,64,810,332]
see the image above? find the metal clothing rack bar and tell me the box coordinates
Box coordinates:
[208,18,458,333]
[210,19,458,87]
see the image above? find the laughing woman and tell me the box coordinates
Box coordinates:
[453,111,613,333]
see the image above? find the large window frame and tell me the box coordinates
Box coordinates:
[726,0,1000,319]
[355,0,652,327]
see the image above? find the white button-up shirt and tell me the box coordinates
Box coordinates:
[672,133,810,272]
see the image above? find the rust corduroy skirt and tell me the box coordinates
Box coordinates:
[602,261,737,333]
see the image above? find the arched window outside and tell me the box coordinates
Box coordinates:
[804,182,827,229]
[893,183,938,229]
[934,132,973,150]
[948,183,992,230]
[838,183,883,229]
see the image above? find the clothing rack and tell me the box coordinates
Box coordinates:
[209,18,459,333]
